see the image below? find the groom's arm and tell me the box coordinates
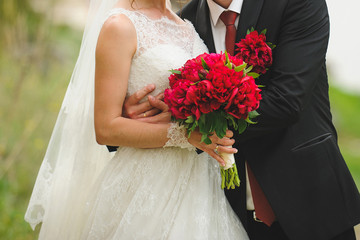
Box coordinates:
[236,0,330,143]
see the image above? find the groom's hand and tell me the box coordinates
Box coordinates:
[122,84,171,123]
[137,94,171,123]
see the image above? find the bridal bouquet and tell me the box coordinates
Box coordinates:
[164,30,273,189]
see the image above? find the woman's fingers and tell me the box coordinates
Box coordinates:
[225,130,234,138]
[203,147,226,166]
[216,145,238,154]
[188,130,238,166]
[217,137,235,147]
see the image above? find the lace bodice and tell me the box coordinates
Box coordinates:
[106,8,208,99]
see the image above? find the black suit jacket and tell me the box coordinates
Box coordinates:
[180,0,360,239]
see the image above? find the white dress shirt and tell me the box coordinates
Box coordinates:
[206,0,242,53]
[206,0,255,211]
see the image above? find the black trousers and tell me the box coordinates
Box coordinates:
[246,211,356,240]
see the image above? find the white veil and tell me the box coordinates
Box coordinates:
[25,0,119,236]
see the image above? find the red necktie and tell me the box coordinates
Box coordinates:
[247,164,276,226]
[219,11,238,56]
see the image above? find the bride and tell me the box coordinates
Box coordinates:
[25,0,249,239]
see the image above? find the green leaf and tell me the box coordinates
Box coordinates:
[204,137,212,145]
[266,42,276,50]
[244,65,253,74]
[237,119,248,134]
[251,27,255,32]
[189,120,198,133]
[248,110,260,119]
[257,85,265,88]
[227,115,237,128]
[201,134,212,144]
[225,52,232,69]
[214,118,227,139]
[169,69,181,74]
[185,115,195,124]
[187,129,193,138]
[200,134,207,142]
[225,51,230,62]
[199,114,211,135]
[247,29,250,35]
[247,72,260,79]
[201,57,209,70]
[245,115,257,124]
[190,81,200,86]
[234,63,247,72]
[260,29,267,35]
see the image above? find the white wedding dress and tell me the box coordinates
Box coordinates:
[32,8,249,240]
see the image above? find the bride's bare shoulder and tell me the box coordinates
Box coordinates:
[97,13,137,59]
[103,11,135,33]
[100,12,136,43]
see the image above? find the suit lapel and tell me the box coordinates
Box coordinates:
[195,0,216,53]
[236,0,264,42]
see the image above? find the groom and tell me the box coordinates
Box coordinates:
[120,0,360,239]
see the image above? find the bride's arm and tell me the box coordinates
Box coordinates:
[94,14,170,148]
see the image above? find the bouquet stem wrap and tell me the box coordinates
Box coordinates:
[219,147,240,189]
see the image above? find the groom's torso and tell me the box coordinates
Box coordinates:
[180,0,360,239]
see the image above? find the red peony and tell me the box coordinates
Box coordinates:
[224,76,262,119]
[164,80,193,119]
[235,30,273,74]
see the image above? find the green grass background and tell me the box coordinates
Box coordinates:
[0,1,359,239]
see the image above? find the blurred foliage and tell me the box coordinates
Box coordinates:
[329,86,360,186]
[0,1,359,239]
[0,1,82,238]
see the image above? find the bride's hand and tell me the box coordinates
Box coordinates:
[188,130,238,166]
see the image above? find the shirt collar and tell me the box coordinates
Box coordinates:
[206,0,243,26]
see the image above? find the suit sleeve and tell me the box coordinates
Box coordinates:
[237,0,330,142]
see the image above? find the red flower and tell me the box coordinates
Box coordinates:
[181,60,203,82]
[164,80,193,119]
[199,53,225,69]
[224,76,262,119]
[169,68,183,88]
[235,31,272,74]
[207,65,243,105]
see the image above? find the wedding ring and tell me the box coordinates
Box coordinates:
[143,113,147,117]
[215,144,219,152]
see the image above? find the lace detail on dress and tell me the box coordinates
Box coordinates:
[105,8,207,101]
[106,8,196,59]
[164,123,196,151]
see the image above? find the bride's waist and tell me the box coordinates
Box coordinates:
[114,146,195,156]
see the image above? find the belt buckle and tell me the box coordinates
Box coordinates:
[253,211,263,223]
